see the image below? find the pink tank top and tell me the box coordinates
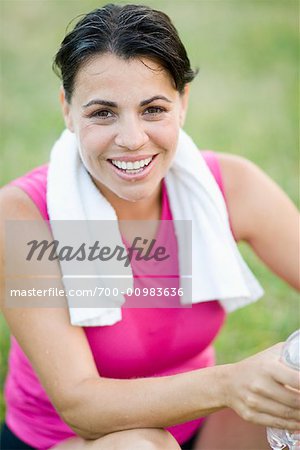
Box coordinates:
[4,151,229,449]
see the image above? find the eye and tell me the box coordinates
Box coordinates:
[90,109,115,119]
[144,106,166,116]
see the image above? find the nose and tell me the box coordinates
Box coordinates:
[114,116,149,151]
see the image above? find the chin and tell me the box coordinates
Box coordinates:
[118,185,155,203]
[119,191,149,203]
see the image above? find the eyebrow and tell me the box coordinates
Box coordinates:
[82,95,172,109]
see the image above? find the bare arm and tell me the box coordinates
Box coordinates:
[217,152,299,291]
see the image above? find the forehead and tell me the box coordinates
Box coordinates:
[72,53,177,103]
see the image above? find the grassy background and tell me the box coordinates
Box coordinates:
[0,0,299,424]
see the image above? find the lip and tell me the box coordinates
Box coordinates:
[108,154,159,181]
[107,154,158,162]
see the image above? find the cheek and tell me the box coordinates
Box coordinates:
[152,123,179,159]
[149,116,179,147]
[78,127,111,164]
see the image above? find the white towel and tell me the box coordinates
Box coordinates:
[47,128,264,326]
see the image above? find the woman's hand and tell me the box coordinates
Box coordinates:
[223,343,300,431]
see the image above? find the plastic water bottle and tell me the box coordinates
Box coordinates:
[267,329,300,450]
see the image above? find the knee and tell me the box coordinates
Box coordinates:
[95,428,181,450]
[140,429,181,450]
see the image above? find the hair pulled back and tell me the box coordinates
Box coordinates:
[53,3,198,102]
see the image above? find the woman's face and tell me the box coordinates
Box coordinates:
[61,53,189,203]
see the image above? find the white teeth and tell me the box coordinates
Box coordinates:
[111,156,153,171]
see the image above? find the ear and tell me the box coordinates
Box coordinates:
[59,86,74,132]
[179,84,190,128]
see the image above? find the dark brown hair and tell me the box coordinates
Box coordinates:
[53,3,198,102]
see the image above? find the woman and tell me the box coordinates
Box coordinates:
[0,4,299,450]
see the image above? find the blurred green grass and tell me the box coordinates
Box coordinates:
[0,0,299,424]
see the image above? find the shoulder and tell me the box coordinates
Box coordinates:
[0,184,44,222]
[0,164,48,221]
[214,152,291,243]
[215,151,261,193]
[202,149,261,196]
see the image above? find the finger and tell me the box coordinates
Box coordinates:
[271,361,300,390]
[260,378,300,410]
[240,408,300,431]
[245,393,300,422]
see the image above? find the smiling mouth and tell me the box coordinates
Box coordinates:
[107,155,157,174]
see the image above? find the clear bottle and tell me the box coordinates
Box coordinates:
[267,329,300,450]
